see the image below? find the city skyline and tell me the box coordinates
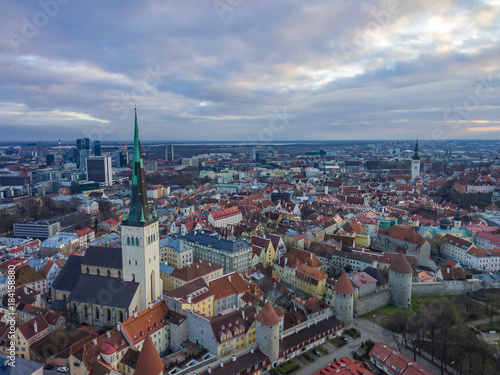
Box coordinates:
[0,0,499,142]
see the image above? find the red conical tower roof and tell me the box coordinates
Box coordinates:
[335,271,354,295]
[389,252,413,274]
[134,334,164,375]
[255,302,280,326]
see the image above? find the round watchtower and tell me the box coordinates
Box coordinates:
[389,252,413,309]
[255,302,280,367]
[334,272,354,329]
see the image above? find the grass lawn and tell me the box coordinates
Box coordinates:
[330,337,345,347]
[276,360,298,375]
[317,345,328,355]
[363,296,488,324]
[303,351,315,362]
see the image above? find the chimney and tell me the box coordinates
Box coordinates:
[24,287,27,293]
[207,367,211,374]
[228,275,231,282]
[33,322,38,333]
[242,310,245,319]
[220,361,224,368]
[132,311,138,318]
[187,296,192,304]
[251,347,254,354]
[106,331,111,337]
[148,302,153,309]
[285,257,287,265]
[190,305,193,313]
[232,355,236,362]
[117,323,121,332]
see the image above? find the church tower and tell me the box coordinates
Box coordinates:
[121,109,162,313]
[411,138,420,180]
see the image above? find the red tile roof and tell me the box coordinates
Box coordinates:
[389,252,413,274]
[134,334,164,375]
[335,272,354,294]
[255,302,280,326]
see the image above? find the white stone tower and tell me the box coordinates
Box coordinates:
[334,272,354,329]
[411,138,420,179]
[453,211,461,229]
[121,109,162,313]
[389,252,413,309]
[255,302,280,367]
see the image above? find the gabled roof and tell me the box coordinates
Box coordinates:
[81,246,122,269]
[68,274,139,308]
[52,255,82,292]
[209,272,250,301]
[18,315,50,341]
[14,264,45,287]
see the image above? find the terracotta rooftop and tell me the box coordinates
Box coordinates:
[255,302,280,326]
[389,252,413,274]
[335,272,354,295]
[134,334,164,375]
[170,259,223,283]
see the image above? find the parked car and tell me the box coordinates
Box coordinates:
[44,365,54,370]
[340,336,348,342]
[363,362,373,371]
[57,367,69,373]
[351,351,360,358]
[312,349,321,357]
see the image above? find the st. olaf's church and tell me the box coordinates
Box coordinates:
[50,110,162,328]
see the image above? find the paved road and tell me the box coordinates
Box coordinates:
[266,318,442,375]
[291,335,364,375]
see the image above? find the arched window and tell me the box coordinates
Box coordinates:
[96,269,100,276]
[107,309,111,321]
[95,307,100,320]
[136,237,140,246]
[119,311,124,322]
[127,237,131,246]
[73,303,77,315]
[118,271,122,278]
[86,267,89,274]
[107,270,111,277]
[84,305,88,318]
[131,274,135,282]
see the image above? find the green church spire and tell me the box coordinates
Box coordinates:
[413,137,420,160]
[122,108,156,227]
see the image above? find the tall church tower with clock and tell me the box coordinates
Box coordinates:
[121,109,162,312]
[411,138,420,180]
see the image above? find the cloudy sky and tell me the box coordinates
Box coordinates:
[1,0,499,142]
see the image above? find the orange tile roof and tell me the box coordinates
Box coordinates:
[335,272,354,295]
[134,334,164,375]
[208,272,250,301]
[120,301,170,346]
[255,302,280,326]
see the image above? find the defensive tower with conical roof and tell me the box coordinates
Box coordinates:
[121,109,162,313]
[255,302,280,367]
[334,271,354,329]
[134,334,164,375]
[389,252,413,309]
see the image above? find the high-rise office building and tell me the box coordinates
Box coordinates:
[86,156,113,186]
[164,144,174,161]
[115,149,129,168]
[76,138,90,151]
[93,140,101,156]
